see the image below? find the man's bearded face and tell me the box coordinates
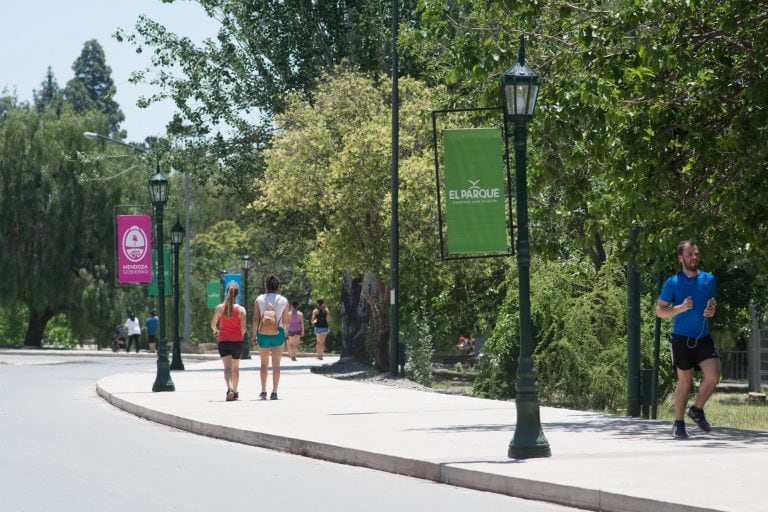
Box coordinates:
[679,244,700,272]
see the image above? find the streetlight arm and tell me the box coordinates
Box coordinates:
[83,131,148,154]
[85,131,162,177]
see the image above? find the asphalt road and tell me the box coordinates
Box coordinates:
[0,353,580,511]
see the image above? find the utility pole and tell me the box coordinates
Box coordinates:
[183,172,192,348]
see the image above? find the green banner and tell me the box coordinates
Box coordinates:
[147,249,172,296]
[443,128,508,254]
[207,281,221,309]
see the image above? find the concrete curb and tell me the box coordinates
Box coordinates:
[95,381,724,512]
[1,348,219,361]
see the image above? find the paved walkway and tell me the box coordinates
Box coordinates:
[5,347,757,512]
[83,355,768,512]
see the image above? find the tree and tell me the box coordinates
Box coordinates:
[114,1,429,210]
[255,69,435,369]
[254,67,511,367]
[404,0,768,398]
[403,1,768,274]
[63,40,125,135]
[33,67,64,115]
[0,106,121,346]
[117,0,420,130]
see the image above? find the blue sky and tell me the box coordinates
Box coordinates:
[1,0,219,142]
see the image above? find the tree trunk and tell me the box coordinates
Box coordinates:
[340,272,371,363]
[360,273,390,372]
[24,308,55,347]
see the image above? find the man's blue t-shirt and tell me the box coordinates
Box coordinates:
[659,271,716,339]
[145,316,159,336]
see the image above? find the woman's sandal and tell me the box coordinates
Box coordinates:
[226,389,235,401]
[259,391,267,400]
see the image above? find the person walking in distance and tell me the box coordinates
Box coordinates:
[311,299,331,360]
[252,274,290,400]
[124,313,142,353]
[656,240,719,439]
[144,309,158,353]
[211,284,247,401]
[286,301,304,361]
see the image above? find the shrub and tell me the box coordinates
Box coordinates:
[474,256,663,412]
[0,305,27,346]
[43,314,77,348]
[403,309,435,387]
[473,284,520,399]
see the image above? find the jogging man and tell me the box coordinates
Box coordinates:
[656,240,720,439]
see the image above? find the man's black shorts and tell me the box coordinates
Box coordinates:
[670,334,719,371]
[217,341,244,359]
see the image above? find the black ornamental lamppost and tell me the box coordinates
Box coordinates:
[170,216,185,371]
[148,172,175,391]
[84,131,174,392]
[501,35,549,458]
[240,254,252,359]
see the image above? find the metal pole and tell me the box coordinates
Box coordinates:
[241,265,251,359]
[389,0,400,377]
[84,132,176,388]
[508,119,550,459]
[626,228,641,417]
[183,172,192,349]
[152,192,175,391]
[651,271,662,419]
[749,302,761,392]
[170,240,185,370]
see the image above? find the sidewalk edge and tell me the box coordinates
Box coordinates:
[96,382,725,512]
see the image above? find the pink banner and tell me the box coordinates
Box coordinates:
[117,214,153,283]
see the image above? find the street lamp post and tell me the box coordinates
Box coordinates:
[84,131,174,392]
[240,254,252,359]
[501,35,549,458]
[148,172,175,392]
[170,216,185,371]
[219,269,227,301]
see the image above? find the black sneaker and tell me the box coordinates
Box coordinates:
[687,406,712,432]
[270,391,278,400]
[673,420,689,439]
[259,391,267,400]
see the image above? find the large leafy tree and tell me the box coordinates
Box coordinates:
[118,0,419,128]
[257,68,507,368]
[256,69,430,368]
[0,107,121,345]
[401,0,768,398]
[116,1,424,208]
[404,0,768,274]
[63,40,125,136]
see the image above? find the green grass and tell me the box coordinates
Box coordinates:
[656,393,768,432]
[431,379,768,432]
[432,380,474,394]
[426,365,768,432]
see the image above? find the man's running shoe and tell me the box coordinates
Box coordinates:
[687,406,712,432]
[673,420,689,439]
